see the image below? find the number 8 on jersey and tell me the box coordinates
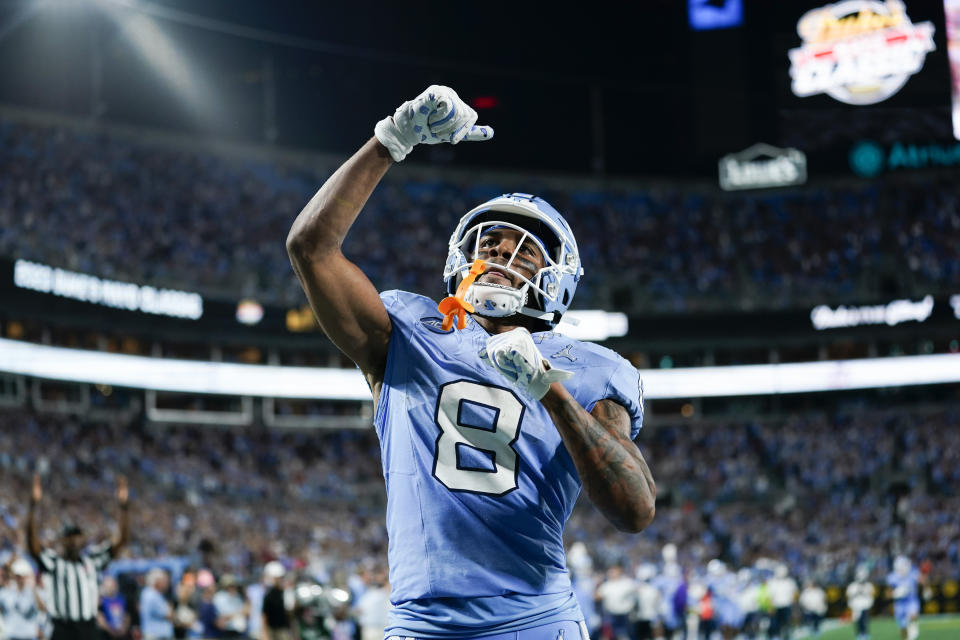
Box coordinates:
[432,380,525,496]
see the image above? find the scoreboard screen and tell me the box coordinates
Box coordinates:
[947,0,960,138]
[771,0,955,174]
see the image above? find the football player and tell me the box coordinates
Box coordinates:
[845,565,875,640]
[705,560,741,640]
[886,556,922,640]
[652,545,685,640]
[286,85,656,640]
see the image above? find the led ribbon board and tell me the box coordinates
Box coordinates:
[945,0,960,139]
[13,259,203,320]
[1,337,958,400]
[811,295,935,330]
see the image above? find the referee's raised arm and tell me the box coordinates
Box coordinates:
[23,473,130,640]
[109,475,130,557]
[25,473,43,560]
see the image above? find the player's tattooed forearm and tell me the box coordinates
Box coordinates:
[548,397,655,532]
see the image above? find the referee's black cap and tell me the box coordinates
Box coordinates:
[61,522,83,537]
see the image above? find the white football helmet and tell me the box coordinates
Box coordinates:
[662,543,678,563]
[636,563,657,582]
[567,541,593,577]
[894,555,911,576]
[443,193,582,329]
[707,559,727,576]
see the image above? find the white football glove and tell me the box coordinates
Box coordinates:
[485,327,573,400]
[374,85,494,162]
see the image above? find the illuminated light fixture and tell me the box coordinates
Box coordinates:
[1,337,958,400]
[555,310,628,342]
[286,306,317,332]
[471,96,499,109]
[235,299,264,326]
[689,0,744,31]
[97,0,218,123]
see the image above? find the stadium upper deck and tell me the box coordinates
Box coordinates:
[1,110,957,319]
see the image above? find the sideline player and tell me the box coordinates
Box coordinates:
[887,556,922,640]
[766,564,797,640]
[705,560,741,640]
[633,564,660,640]
[286,85,656,639]
[846,565,875,640]
[653,545,685,640]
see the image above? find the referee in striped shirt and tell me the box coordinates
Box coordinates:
[26,473,131,640]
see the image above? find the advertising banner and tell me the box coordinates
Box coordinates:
[947,0,960,138]
[788,0,936,105]
[719,143,808,190]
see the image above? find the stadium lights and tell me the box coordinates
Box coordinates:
[96,0,218,123]
[555,311,628,341]
[1,337,958,400]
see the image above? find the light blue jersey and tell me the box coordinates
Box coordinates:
[376,291,644,638]
[652,569,684,629]
[706,573,742,628]
[886,568,920,628]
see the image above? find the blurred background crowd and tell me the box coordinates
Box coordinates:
[1,403,958,582]
[0,393,957,639]
[2,117,958,316]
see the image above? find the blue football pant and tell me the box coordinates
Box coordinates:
[388,619,588,640]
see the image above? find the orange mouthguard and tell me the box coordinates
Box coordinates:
[438,259,486,330]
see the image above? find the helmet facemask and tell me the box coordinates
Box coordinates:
[450,218,568,321]
[443,194,582,329]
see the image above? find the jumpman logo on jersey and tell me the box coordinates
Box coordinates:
[552,344,577,362]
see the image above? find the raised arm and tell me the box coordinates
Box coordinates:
[110,475,130,556]
[286,85,492,387]
[286,139,395,384]
[26,473,43,559]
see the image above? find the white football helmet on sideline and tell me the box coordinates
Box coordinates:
[894,555,911,576]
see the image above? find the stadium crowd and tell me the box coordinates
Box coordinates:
[0,535,924,640]
[1,117,959,315]
[0,402,957,584]
[0,398,956,639]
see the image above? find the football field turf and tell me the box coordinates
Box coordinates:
[795,615,960,640]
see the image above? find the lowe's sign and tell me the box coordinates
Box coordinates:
[850,140,960,177]
[719,143,808,191]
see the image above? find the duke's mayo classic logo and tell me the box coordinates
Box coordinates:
[788,0,935,105]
